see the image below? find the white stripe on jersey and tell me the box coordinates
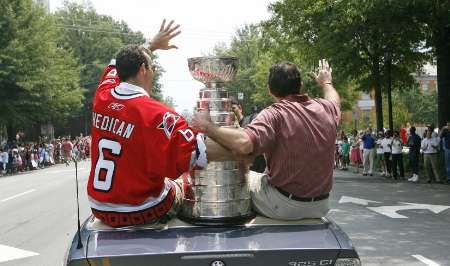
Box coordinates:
[88,179,172,212]
[110,82,149,100]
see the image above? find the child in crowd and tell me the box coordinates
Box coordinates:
[341,137,350,170]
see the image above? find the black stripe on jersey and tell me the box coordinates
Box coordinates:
[113,88,142,97]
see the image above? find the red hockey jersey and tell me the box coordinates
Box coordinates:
[87,61,204,213]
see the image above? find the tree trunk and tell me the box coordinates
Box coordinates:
[386,54,393,131]
[6,122,15,142]
[436,25,450,128]
[373,58,383,130]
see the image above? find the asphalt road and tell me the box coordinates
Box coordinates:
[329,169,450,266]
[0,161,449,266]
[0,161,91,266]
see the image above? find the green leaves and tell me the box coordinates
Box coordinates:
[213,0,444,129]
[0,0,84,132]
[53,2,164,105]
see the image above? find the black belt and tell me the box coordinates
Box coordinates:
[275,187,329,202]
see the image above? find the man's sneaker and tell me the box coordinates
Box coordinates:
[411,175,419,182]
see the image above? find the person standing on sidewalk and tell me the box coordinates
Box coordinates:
[391,131,404,180]
[350,129,362,173]
[375,131,386,176]
[381,130,393,178]
[421,129,441,183]
[341,137,350,170]
[439,123,450,183]
[361,128,376,176]
[407,126,421,182]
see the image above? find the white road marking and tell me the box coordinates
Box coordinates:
[0,244,39,263]
[338,196,381,206]
[412,255,440,266]
[0,189,36,203]
[367,202,450,218]
[48,167,87,174]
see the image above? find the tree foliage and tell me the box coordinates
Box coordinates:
[267,0,428,130]
[0,0,84,140]
[212,22,360,114]
[54,1,165,110]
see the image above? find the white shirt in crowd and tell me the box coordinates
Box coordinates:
[421,137,440,154]
[376,139,384,154]
[1,151,8,163]
[391,138,403,154]
[381,137,392,153]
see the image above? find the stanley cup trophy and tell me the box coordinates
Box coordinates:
[179,56,255,225]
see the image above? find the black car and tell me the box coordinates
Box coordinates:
[64,215,360,266]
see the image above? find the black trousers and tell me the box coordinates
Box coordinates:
[384,153,392,175]
[409,152,420,175]
[391,153,404,178]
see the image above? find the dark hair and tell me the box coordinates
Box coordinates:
[116,45,150,81]
[231,100,241,106]
[410,126,416,133]
[268,61,302,97]
[385,129,392,137]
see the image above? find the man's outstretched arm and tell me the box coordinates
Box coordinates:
[192,112,254,155]
[205,137,254,161]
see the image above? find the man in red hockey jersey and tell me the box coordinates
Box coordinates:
[87,20,232,227]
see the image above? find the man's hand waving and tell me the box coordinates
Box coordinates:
[310,59,333,87]
[310,59,340,106]
[148,19,181,52]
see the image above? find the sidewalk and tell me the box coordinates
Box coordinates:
[334,165,449,185]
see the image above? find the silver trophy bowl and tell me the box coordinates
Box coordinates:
[188,56,238,86]
[180,56,254,225]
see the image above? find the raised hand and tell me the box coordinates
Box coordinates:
[149,19,181,51]
[310,59,333,87]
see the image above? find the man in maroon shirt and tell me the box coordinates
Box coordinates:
[192,60,340,220]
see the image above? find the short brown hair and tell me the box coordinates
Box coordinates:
[268,61,302,97]
[116,45,151,81]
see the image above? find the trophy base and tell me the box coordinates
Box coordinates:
[177,212,256,226]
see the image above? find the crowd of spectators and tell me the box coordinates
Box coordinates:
[335,122,450,184]
[0,134,91,176]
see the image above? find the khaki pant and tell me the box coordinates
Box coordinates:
[248,171,329,220]
[363,148,375,174]
[424,153,440,182]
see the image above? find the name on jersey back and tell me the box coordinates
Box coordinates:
[92,112,135,139]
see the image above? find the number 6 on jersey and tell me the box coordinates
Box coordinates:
[94,139,121,191]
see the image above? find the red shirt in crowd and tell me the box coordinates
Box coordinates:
[62,141,73,152]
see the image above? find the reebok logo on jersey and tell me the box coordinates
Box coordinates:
[108,102,125,111]
[157,112,180,139]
